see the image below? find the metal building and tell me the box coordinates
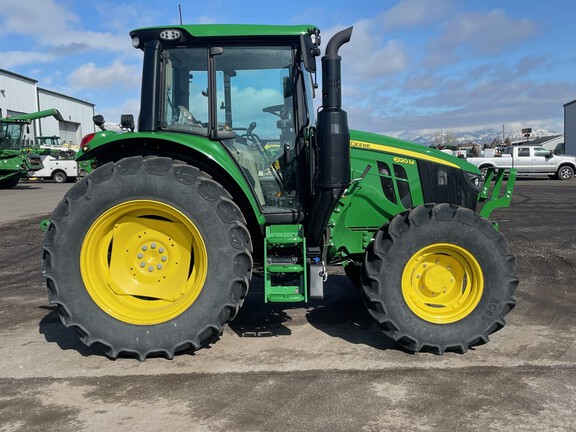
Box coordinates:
[565,99,576,156]
[37,88,95,146]
[0,68,95,147]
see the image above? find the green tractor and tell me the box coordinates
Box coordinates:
[43,24,518,360]
[0,109,64,188]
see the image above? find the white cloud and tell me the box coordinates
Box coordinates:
[0,0,132,56]
[99,98,141,125]
[380,0,455,30]
[1,51,57,69]
[325,19,409,81]
[428,8,538,63]
[69,60,141,90]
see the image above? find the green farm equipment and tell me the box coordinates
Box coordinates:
[0,109,64,188]
[43,24,518,360]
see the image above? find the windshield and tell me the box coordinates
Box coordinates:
[161,45,300,213]
[0,121,24,151]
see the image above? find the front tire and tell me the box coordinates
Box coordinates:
[362,204,517,354]
[0,174,20,189]
[42,156,253,360]
[557,165,574,180]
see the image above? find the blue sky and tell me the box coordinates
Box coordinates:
[0,0,574,137]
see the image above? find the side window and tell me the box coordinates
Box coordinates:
[162,48,209,134]
[393,164,412,208]
[534,147,549,157]
[518,148,530,157]
[377,161,396,204]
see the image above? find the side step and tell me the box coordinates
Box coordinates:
[264,224,307,303]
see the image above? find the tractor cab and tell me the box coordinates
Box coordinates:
[0,118,27,152]
[130,25,331,226]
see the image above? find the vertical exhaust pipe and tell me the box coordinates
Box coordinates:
[307,26,353,247]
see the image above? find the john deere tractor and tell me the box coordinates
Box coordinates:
[42,24,518,360]
[0,109,64,188]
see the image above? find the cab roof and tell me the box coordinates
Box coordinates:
[131,24,316,39]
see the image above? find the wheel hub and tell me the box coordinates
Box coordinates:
[422,265,455,294]
[136,241,168,273]
[402,243,484,323]
[108,216,192,301]
[80,200,208,325]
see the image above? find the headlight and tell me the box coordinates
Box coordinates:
[464,171,482,190]
[159,29,181,41]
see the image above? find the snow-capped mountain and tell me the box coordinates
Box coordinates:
[397,127,560,146]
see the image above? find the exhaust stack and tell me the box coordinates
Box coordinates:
[307,26,353,247]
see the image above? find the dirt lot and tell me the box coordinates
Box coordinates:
[0,179,575,431]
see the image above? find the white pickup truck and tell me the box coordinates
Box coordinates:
[31,155,78,183]
[467,146,576,180]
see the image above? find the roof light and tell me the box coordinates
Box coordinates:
[159,29,181,41]
[131,36,140,48]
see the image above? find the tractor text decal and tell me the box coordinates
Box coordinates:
[393,156,415,165]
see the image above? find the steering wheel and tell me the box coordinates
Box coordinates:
[262,104,285,118]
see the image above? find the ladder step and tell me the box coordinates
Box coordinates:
[266,236,303,246]
[266,285,305,302]
[264,224,307,303]
[266,264,304,273]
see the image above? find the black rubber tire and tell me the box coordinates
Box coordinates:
[0,175,20,189]
[42,156,253,360]
[362,203,518,354]
[479,166,491,179]
[52,171,67,183]
[557,165,574,180]
[344,263,362,289]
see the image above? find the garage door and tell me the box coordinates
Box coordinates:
[59,121,80,146]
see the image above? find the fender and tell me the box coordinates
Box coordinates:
[77,130,266,225]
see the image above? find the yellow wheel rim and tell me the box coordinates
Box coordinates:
[402,243,484,324]
[80,200,208,325]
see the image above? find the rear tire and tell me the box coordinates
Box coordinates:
[42,156,253,360]
[52,171,67,183]
[362,204,517,354]
[479,166,491,179]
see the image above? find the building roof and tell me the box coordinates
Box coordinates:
[511,135,563,146]
[564,99,576,108]
[38,87,95,108]
[0,68,38,84]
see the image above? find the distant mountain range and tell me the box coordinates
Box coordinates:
[396,127,560,146]
[100,122,560,147]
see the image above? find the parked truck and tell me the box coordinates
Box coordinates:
[31,155,78,183]
[0,109,64,188]
[468,145,575,180]
[43,24,518,360]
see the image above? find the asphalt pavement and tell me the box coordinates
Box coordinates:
[0,178,575,431]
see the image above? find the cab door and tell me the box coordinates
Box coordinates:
[514,147,533,172]
[532,146,555,173]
